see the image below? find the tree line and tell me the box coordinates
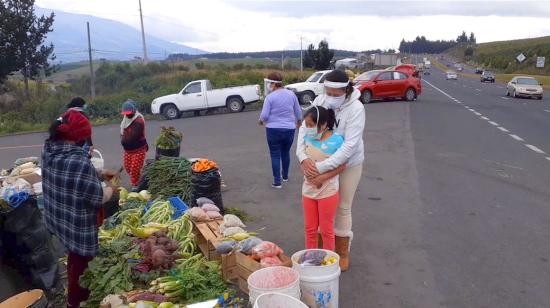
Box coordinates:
[0,0,55,97]
[399,31,476,54]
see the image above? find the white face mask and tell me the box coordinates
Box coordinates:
[305,106,324,140]
[326,94,346,110]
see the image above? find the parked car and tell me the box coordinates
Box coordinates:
[480,71,495,83]
[506,76,543,100]
[354,69,422,104]
[392,64,421,78]
[446,71,458,80]
[285,70,332,104]
[475,67,484,74]
[335,58,362,70]
[151,79,261,119]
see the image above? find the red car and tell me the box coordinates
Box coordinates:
[354,67,422,104]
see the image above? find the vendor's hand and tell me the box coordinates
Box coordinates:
[258,119,264,126]
[301,159,320,178]
[309,175,324,189]
[101,169,118,181]
[88,145,95,155]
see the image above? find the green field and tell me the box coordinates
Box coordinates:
[446,36,550,75]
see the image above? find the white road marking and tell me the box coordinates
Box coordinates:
[497,127,510,132]
[488,121,499,126]
[526,144,546,154]
[501,97,511,100]
[546,157,550,162]
[475,89,482,92]
[473,111,482,116]
[509,134,524,141]
[545,110,550,113]
[480,116,490,120]
[0,144,42,150]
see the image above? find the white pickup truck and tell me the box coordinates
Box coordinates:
[285,70,332,105]
[151,80,261,119]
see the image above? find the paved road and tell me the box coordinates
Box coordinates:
[2,65,550,307]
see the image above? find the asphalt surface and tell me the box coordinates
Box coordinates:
[1,63,550,307]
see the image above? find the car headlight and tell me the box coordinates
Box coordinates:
[517,87,525,92]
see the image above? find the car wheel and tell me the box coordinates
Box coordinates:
[194,110,201,117]
[505,89,509,96]
[360,90,372,104]
[405,88,416,102]
[227,97,244,113]
[512,89,517,98]
[162,104,179,120]
[538,96,543,100]
[492,80,495,83]
[299,91,315,105]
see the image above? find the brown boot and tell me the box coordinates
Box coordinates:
[335,236,350,271]
[317,233,323,249]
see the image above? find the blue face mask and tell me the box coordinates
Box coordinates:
[305,106,324,140]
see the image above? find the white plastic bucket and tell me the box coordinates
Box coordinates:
[247,266,301,305]
[291,249,341,308]
[254,292,308,308]
[90,149,104,170]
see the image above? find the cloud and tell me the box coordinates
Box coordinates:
[35,0,550,53]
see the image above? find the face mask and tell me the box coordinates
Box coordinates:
[305,127,322,140]
[83,104,89,112]
[326,94,346,110]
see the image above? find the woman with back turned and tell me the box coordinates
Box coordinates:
[259,72,302,188]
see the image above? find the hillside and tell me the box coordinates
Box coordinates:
[446,36,550,75]
[36,7,204,63]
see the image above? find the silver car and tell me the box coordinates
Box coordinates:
[446,71,458,80]
[506,76,543,100]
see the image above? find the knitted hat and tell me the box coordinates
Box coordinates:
[57,110,92,142]
[121,100,137,115]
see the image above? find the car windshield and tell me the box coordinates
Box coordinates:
[447,71,456,74]
[306,72,324,82]
[355,71,380,81]
[517,78,539,85]
[484,71,494,75]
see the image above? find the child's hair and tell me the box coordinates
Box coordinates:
[304,106,337,130]
[47,114,67,141]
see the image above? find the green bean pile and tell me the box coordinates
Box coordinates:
[145,158,193,203]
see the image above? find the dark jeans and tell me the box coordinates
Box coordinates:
[266,128,295,185]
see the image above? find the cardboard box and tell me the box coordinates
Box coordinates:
[192,219,224,261]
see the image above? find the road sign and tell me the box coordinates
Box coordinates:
[516,53,526,63]
[536,56,546,68]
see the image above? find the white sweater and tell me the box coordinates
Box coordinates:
[296,88,366,174]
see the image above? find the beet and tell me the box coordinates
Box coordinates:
[152,249,167,267]
[157,237,170,245]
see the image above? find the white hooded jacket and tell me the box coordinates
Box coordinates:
[296,88,365,174]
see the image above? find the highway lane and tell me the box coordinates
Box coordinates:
[410,68,550,307]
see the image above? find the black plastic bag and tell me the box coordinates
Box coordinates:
[191,169,223,210]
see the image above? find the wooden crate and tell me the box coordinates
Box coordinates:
[192,219,224,261]
[221,253,238,282]
[235,251,292,294]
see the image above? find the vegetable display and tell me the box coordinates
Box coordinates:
[145,158,193,203]
[192,159,218,173]
[155,127,183,150]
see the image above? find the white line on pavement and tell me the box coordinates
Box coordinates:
[501,97,511,100]
[497,127,510,133]
[488,121,499,126]
[475,89,482,92]
[0,144,42,150]
[546,157,550,162]
[480,116,490,120]
[526,144,546,154]
[473,111,482,116]
[509,134,524,141]
[545,110,550,113]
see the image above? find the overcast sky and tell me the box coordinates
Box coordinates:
[35,0,550,52]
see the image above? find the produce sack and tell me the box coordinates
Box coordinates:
[196,197,215,207]
[260,256,283,267]
[201,203,220,212]
[223,214,246,228]
[206,210,222,219]
[222,226,246,237]
[188,207,209,222]
[237,236,263,255]
[216,240,237,254]
[298,250,327,266]
[191,169,223,210]
[251,241,283,259]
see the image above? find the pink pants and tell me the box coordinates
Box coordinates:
[302,193,339,251]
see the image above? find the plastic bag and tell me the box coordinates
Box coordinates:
[223,214,246,228]
[188,207,209,222]
[216,240,237,254]
[222,226,246,237]
[251,241,283,259]
[206,210,222,219]
[298,250,327,266]
[237,236,263,255]
[201,203,220,212]
[196,197,215,207]
[260,256,282,267]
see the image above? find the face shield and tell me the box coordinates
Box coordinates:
[264,78,283,95]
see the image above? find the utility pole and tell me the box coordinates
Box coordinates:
[281,49,284,70]
[138,0,148,62]
[86,22,96,100]
[300,36,303,72]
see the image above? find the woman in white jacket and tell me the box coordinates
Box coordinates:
[296,70,365,271]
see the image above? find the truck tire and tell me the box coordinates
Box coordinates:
[360,90,372,104]
[162,104,179,120]
[227,97,244,113]
[299,91,315,105]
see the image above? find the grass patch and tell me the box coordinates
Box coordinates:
[224,207,254,222]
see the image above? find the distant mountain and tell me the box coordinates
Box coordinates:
[36,7,205,63]
[167,49,373,61]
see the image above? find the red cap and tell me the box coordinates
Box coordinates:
[57,110,92,142]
